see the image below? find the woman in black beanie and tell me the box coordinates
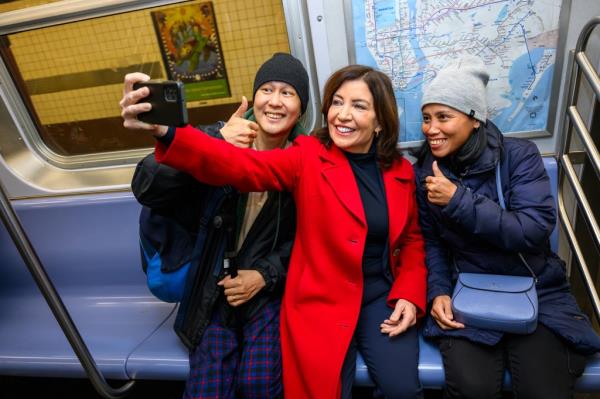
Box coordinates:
[126,53,309,399]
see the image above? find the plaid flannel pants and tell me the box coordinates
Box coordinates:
[183,299,282,399]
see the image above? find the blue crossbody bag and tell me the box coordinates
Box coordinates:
[451,161,539,334]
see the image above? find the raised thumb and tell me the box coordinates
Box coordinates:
[432,161,445,177]
[232,96,249,118]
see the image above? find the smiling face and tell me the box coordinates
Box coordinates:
[421,104,480,158]
[326,79,381,154]
[253,81,301,138]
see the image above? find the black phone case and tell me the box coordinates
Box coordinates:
[133,80,188,127]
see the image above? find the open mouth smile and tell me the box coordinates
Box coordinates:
[429,138,447,146]
[265,112,284,120]
[336,125,355,135]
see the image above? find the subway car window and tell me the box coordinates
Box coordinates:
[0,0,291,156]
[0,0,61,13]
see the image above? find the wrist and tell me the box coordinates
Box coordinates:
[152,125,169,138]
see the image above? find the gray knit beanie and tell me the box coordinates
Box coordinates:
[421,55,489,123]
[253,53,309,114]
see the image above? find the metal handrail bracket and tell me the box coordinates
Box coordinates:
[575,51,600,99]
[560,153,600,257]
[558,192,600,321]
[556,15,600,326]
[567,106,600,179]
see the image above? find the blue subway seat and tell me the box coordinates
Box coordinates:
[126,156,600,391]
[356,335,600,390]
[0,193,176,379]
[1,157,598,390]
[354,156,600,391]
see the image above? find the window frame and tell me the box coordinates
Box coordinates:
[0,0,319,197]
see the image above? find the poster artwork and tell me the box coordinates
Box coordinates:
[152,2,230,101]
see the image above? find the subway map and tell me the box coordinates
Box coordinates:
[353,0,563,142]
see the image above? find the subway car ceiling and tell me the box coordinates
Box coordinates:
[0,0,597,199]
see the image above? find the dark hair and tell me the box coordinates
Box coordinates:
[313,65,401,169]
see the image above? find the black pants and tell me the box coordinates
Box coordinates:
[439,324,587,399]
[340,295,423,399]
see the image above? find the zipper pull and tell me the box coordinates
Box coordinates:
[223,252,238,278]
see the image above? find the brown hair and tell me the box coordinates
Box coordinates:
[313,65,401,169]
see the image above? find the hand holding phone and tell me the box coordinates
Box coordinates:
[132,80,188,127]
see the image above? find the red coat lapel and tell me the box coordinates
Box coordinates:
[383,159,413,245]
[318,144,366,226]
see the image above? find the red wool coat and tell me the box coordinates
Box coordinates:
[155,126,427,399]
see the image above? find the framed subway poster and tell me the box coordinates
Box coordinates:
[152,2,230,101]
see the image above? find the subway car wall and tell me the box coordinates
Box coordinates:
[0,1,598,398]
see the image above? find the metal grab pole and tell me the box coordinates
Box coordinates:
[0,179,135,399]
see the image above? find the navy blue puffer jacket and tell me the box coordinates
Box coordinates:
[414,121,600,354]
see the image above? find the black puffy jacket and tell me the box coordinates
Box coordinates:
[132,121,296,349]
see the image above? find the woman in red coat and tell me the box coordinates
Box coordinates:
[122,65,427,398]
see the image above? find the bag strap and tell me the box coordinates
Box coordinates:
[495,161,538,281]
[495,162,507,209]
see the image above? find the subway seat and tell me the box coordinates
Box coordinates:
[0,194,177,380]
[0,158,599,390]
[127,156,600,390]
[354,157,600,390]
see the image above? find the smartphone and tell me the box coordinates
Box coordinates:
[133,80,188,127]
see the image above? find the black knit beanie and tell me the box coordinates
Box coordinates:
[253,53,309,114]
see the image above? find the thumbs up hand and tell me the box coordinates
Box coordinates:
[432,160,445,178]
[425,161,457,206]
[220,96,259,148]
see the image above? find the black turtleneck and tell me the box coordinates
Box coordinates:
[344,144,391,305]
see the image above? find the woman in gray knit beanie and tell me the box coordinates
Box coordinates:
[419,55,489,165]
[414,55,600,399]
